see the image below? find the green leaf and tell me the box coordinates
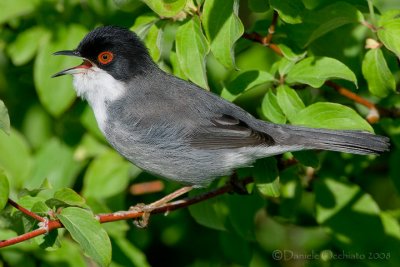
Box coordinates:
[82,150,131,199]
[53,188,86,207]
[223,70,275,101]
[0,0,35,24]
[270,0,304,24]
[58,207,111,267]
[362,48,396,97]
[286,56,357,88]
[75,134,109,161]
[202,0,244,69]
[0,100,10,135]
[188,190,228,231]
[276,85,305,122]
[278,44,307,62]
[34,25,88,116]
[291,102,373,132]
[142,0,187,18]
[26,138,83,190]
[0,170,10,211]
[131,13,159,39]
[278,57,296,76]
[6,26,49,66]
[144,23,162,62]
[0,129,31,189]
[304,2,364,47]
[261,90,286,124]
[170,51,188,80]
[377,10,400,57]
[176,17,210,89]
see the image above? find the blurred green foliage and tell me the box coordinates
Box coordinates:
[0,0,400,266]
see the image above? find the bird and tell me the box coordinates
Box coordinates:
[52,25,389,188]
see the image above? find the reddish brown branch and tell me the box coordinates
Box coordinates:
[0,177,253,248]
[8,199,45,222]
[325,81,379,123]
[265,10,279,45]
[243,11,279,48]
[0,220,62,248]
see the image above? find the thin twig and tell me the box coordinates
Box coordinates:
[264,10,279,45]
[8,199,45,222]
[0,177,254,248]
[325,81,379,123]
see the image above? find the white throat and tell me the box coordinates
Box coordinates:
[72,66,126,132]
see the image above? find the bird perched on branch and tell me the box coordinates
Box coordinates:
[53,25,389,187]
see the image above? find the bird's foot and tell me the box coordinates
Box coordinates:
[130,186,193,228]
[129,203,151,228]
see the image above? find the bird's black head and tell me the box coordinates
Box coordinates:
[53,26,156,81]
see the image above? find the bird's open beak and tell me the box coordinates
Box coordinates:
[52,50,93,78]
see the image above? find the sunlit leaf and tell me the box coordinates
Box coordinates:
[144,23,162,62]
[0,0,34,24]
[378,10,400,57]
[286,56,357,88]
[7,26,49,66]
[202,0,244,69]
[176,16,210,88]
[0,129,31,189]
[261,90,286,124]
[26,138,83,190]
[82,150,131,199]
[142,0,187,18]
[0,170,10,211]
[34,25,88,116]
[48,188,86,208]
[362,48,396,97]
[276,85,305,122]
[223,70,275,101]
[58,207,111,267]
[131,13,159,39]
[290,102,373,132]
[0,100,10,135]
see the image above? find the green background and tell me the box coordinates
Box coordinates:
[0,0,400,266]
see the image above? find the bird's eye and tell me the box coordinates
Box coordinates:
[98,51,114,65]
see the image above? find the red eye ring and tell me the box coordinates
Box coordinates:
[98,51,114,64]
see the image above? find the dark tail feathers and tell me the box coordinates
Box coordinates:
[278,125,390,155]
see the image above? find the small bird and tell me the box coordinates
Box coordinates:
[53,26,389,187]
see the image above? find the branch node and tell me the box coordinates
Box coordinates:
[38,218,50,234]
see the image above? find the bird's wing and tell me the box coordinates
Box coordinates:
[188,114,275,149]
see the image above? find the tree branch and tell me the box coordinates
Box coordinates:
[0,177,254,248]
[8,199,45,222]
[324,81,380,123]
